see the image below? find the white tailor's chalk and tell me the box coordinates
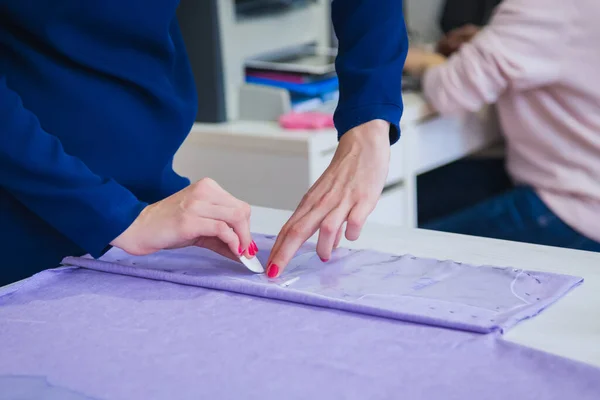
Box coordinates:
[280,277,300,287]
[239,255,265,274]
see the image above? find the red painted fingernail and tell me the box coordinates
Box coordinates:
[248,246,256,256]
[267,263,279,278]
[252,241,258,252]
[238,245,244,255]
[320,257,329,262]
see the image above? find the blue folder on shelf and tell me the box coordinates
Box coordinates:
[246,75,339,97]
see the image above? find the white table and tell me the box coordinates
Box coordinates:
[250,206,600,368]
[174,92,502,228]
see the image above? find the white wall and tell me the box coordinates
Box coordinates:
[405,0,444,43]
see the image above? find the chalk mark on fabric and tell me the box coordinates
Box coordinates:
[510,269,531,305]
[281,277,300,288]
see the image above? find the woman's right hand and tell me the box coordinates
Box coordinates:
[110,178,255,262]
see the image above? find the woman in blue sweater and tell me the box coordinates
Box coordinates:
[0,0,408,285]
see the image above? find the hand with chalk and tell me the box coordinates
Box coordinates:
[111,178,259,268]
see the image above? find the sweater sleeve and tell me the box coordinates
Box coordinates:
[423,0,570,116]
[331,0,408,144]
[0,76,147,257]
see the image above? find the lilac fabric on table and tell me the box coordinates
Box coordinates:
[0,235,598,400]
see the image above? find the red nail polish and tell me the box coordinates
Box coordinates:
[320,257,329,262]
[238,245,244,255]
[267,263,279,278]
[252,241,258,252]
[248,246,256,256]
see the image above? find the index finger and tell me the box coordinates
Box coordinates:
[266,207,327,278]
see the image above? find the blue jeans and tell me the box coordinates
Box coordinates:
[423,186,600,252]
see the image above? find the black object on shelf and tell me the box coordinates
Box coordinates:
[236,0,315,18]
[178,0,226,123]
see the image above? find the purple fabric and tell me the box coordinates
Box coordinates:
[0,266,599,400]
[63,234,582,334]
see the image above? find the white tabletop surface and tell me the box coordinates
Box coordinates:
[250,206,600,368]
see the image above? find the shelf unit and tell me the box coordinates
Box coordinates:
[178,0,330,123]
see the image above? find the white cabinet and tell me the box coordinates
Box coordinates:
[369,185,406,226]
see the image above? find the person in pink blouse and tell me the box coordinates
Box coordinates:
[405,0,600,252]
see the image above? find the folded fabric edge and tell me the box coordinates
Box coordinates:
[62,256,493,334]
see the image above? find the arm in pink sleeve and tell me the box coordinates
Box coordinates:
[423,0,571,115]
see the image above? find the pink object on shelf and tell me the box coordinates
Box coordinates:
[279,112,335,130]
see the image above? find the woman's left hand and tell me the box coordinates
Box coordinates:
[404,48,447,77]
[266,120,391,278]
